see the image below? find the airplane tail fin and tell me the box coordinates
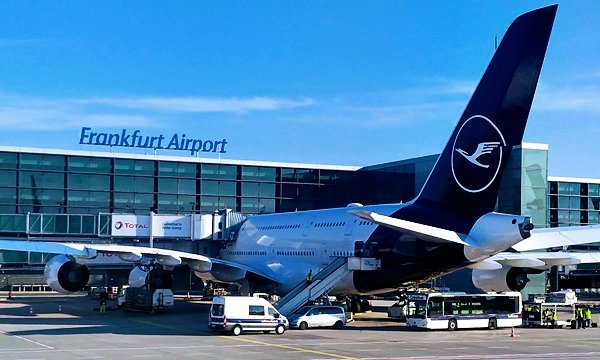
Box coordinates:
[410,5,557,232]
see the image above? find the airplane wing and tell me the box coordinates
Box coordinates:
[0,239,279,283]
[512,225,600,252]
[348,210,469,246]
[471,251,600,270]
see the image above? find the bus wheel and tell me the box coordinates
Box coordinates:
[488,318,497,330]
[448,319,457,331]
[232,325,242,336]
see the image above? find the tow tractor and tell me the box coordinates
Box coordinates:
[117,285,174,313]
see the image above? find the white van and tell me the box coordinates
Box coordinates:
[208,296,288,336]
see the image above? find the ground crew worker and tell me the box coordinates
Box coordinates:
[306,270,313,286]
[577,306,585,329]
[585,306,592,328]
[552,308,558,328]
[99,288,108,314]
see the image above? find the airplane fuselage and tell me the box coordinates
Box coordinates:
[222,203,469,295]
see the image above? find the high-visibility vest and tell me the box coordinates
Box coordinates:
[585,308,592,320]
[552,311,558,321]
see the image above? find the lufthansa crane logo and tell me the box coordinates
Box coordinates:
[451,115,506,193]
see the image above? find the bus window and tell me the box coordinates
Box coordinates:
[428,298,443,318]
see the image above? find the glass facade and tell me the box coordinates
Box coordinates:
[0,150,372,219]
[548,179,600,227]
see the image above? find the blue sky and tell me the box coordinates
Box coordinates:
[0,1,598,177]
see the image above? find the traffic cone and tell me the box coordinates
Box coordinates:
[510,327,517,337]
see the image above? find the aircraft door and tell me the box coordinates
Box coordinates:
[344,219,356,236]
[321,245,329,266]
[303,217,315,237]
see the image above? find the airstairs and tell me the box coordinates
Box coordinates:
[274,256,380,317]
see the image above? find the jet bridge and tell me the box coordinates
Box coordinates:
[274,256,380,317]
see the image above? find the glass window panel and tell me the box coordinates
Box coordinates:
[20,171,64,188]
[114,176,154,192]
[241,198,259,212]
[0,215,26,231]
[259,198,275,213]
[297,169,318,183]
[0,188,16,204]
[0,152,17,169]
[201,180,218,195]
[569,183,581,196]
[200,196,235,211]
[179,179,196,194]
[259,183,275,197]
[242,166,259,181]
[0,250,28,263]
[20,154,65,171]
[159,161,197,178]
[281,168,296,182]
[19,189,64,204]
[242,182,259,197]
[589,211,599,224]
[68,191,110,207]
[589,184,600,197]
[68,156,111,173]
[114,192,154,209]
[558,196,569,209]
[115,159,154,176]
[0,170,15,187]
[589,197,600,211]
[570,196,580,209]
[201,164,237,180]
[557,182,570,195]
[569,210,580,223]
[68,174,110,191]
[159,178,178,193]
[219,181,236,196]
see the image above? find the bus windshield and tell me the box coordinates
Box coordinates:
[406,294,427,318]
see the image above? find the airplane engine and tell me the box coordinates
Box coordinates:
[44,255,90,293]
[472,267,530,292]
[128,264,173,290]
[128,266,150,288]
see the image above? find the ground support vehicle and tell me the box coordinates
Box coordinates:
[208,296,288,336]
[117,286,174,313]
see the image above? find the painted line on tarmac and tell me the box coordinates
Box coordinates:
[220,336,361,360]
[0,330,54,350]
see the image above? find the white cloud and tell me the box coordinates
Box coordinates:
[71,96,316,113]
[0,92,316,131]
[535,85,600,113]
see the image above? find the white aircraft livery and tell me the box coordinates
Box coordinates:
[2,5,599,297]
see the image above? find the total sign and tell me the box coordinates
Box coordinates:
[112,214,191,238]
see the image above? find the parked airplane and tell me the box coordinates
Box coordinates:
[1,5,595,296]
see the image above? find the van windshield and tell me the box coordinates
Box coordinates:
[211,304,224,316]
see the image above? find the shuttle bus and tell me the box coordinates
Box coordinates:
[405,292,522,330]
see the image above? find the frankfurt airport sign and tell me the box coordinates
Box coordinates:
[79,127,228,155]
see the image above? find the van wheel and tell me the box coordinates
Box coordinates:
[232,325,242,336]
[275,325,285,335]
[299,321,308,330]
[488,318,497,330]
[448,319,457,331]
[333,321,344,329]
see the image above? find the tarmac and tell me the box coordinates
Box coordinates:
[1,293,600,360]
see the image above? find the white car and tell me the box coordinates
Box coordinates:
[288,305,347,330]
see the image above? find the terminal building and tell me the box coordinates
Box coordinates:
[0,143,598,295]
